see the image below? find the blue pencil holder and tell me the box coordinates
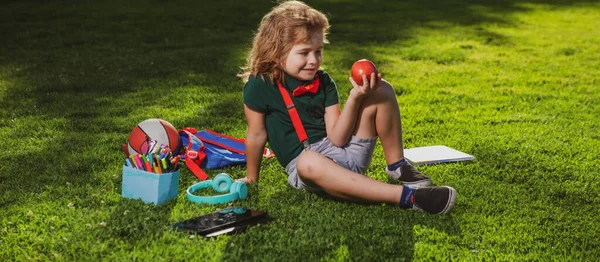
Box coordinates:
[121,165,180,205]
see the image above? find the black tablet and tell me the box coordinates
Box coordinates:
[170,207,270,237]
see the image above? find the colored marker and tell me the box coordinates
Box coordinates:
[140,155,151,172]
[134,154,143,170]
[154,157,163,174]
[148,153,154,167]
[125,158,134,168]
[161,158,168,170]
[154,154,162,173]
[144,159,153,172]
[129,155,136,167]
[171,156,180,169]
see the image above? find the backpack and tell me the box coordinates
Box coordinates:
[179,128,274,180]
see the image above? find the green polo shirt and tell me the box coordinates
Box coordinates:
[243,70,339,167]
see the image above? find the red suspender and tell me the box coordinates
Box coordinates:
[276,81,310,149]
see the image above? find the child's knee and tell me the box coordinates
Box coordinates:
[377,80,395,97]
[297,151,327,180]
[363,80,397,107]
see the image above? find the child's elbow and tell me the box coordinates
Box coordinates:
[247,129,268,144]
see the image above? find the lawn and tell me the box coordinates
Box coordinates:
[1,0,599,261]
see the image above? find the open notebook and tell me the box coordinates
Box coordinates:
[403,145,474,165]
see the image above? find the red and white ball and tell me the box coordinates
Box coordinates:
[127,118,180,155]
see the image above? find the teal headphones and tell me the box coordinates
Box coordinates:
[186,173,248,204]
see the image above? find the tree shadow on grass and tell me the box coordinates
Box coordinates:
[221,186,459,261]
[104,198,180,244]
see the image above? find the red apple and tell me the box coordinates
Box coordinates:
[351,59,378,86]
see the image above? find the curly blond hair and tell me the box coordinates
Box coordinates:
[238,1,330,84]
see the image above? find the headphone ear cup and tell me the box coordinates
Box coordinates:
[212,173,233,193]
[230,181,248,200]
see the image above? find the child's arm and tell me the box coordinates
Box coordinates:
[325,72,382,147]
[241,104,268,183]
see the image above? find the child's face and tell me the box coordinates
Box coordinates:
[282,32,323,81]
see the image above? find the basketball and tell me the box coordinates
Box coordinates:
[127,118,180,155]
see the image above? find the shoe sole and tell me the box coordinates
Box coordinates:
[438,186,456,214]
[403,179,433,188]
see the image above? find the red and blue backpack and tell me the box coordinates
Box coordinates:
[179,128,274,180]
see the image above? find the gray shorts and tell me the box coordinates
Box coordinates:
[285,136,377,194]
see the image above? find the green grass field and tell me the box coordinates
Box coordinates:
[1,0,599,260]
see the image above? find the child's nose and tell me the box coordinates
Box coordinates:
[308,53,319,64]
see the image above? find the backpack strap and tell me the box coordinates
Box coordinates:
[277,81,310,149]
[204,129,245,143]
[198,129,246,155]
[199,129,275,158]
[179,129,209,181]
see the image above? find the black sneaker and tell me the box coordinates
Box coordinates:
[413,186,457,214]
[386,164,433,188]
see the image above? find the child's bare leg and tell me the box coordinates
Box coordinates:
[353,80,404,163]
[354,80,432,187]
[296,150,402,204]
[296,150,456,214]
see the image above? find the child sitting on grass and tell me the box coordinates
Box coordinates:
[237,0,456,214]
